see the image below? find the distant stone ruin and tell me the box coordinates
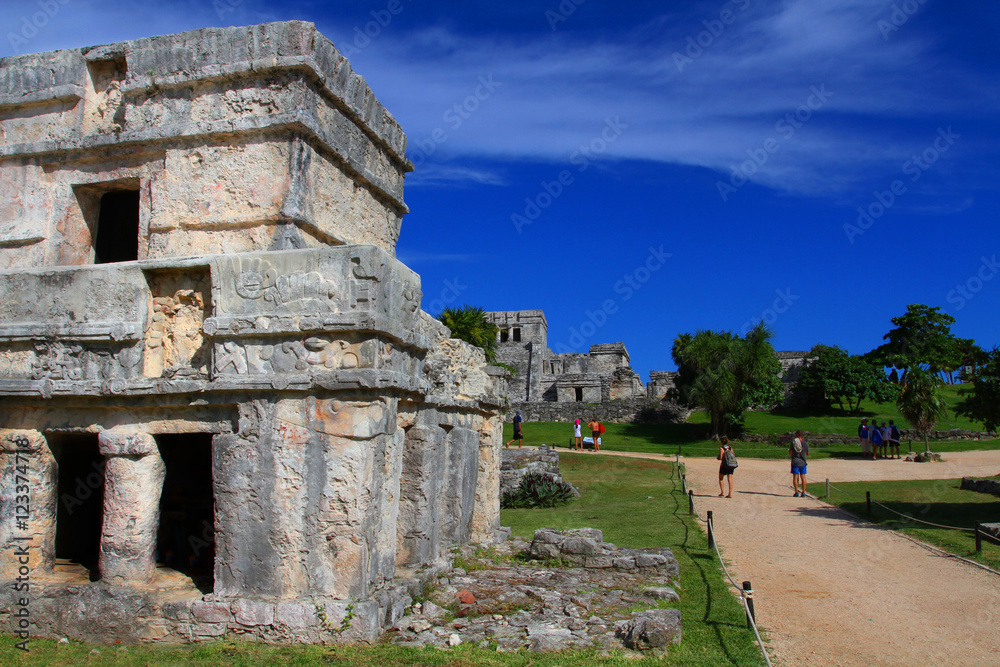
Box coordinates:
[0,22,506,644]
[488,309,807,423]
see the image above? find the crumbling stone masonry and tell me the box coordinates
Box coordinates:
[0,22,506,644]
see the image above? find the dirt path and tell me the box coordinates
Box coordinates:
[674,450,1000,666]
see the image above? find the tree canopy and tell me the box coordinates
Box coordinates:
[669,323,783,439]
[435,305,499,365]
[954,347,1000,432]
[866,304,970,381]
[794,344,898,413]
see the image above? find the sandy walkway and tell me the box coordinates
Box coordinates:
[675,450,1000,667]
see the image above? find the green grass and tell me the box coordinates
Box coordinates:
[507,384,1000,460]
[819,477,1000,572]
[1,456,765,666]
[503,453,766,666]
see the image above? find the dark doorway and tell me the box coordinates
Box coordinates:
[94,190,140,263]
[575,387,583,402]
[155,434,215,594]
[512,328,521,342]
[500,329,509,343]
[49,434,104,581]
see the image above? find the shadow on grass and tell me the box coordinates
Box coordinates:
[667,468,756,666]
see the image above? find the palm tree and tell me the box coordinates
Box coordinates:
[670,323,781,439]
[897,368,948,453]
[436,305,499,365]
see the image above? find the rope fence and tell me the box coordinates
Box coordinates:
[825,479,1000,557]
[684,476,773,667]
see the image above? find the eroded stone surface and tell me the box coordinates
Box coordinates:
[0,21,507,646]
[385,536,682,653]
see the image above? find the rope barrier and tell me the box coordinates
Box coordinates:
[686,481,773,666]
[868,499,975,532]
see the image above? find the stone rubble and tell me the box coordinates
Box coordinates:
[386,530,682,653]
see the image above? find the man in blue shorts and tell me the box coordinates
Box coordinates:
[790,430,809,497]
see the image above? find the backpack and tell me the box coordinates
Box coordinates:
[723,446,738,468]
[890,424,900,440]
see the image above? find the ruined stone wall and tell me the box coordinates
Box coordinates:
[0,21,411,269]
[507,399,689,426]
[0,22,507,645]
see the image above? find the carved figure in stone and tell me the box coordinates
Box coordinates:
[234,257,279,304]
[31,341,84,381]
[215,341,249,375]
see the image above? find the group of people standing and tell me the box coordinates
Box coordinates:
[503,412,606,451]
[857,418,902,459]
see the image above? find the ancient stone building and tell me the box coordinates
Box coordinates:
[0,22,506,644]
[486,310,644,404]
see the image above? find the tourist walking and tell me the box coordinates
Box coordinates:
[887,420,901,459]
[717,437,737,497]
[573,418,583,451]
[505,410,523,448]
[858,418,872,459]
[790,430,809,496]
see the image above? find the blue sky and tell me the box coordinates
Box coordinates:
[3,0,998,380]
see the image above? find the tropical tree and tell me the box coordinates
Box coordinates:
[436,305,499,364]
[866,304,963,382]
[794,344,898,412]
[669,323,783,439]
[896,368,949,453]
[954,347,1000,432]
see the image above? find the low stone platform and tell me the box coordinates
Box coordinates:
[386,530,682,653]
[961,477,1000,497]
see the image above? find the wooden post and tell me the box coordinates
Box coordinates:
[866,491,872,515]
[688,490,694,515]
[681,473,686,493]
[975,521,982,553]
[707,510,715,549]
[742,580,756,627]
[826,478,830,499]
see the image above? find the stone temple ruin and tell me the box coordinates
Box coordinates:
[488,309,813,423]
[0,21,507,643]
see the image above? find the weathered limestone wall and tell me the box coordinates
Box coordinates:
[0,21,412,269]
[0,22,508,646]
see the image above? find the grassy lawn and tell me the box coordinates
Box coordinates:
[1,455,764,666]
[503,453,766,665]
[820,477,1000,572]
[508,384,999,460]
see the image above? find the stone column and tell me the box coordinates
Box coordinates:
[0,430,57,579]
[97,431,165,586]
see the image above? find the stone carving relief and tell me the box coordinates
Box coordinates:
[230,257,341,312]
[212,336,392,377]
[28,341,141,396]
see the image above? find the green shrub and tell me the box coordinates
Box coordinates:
[501,472,575,509]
